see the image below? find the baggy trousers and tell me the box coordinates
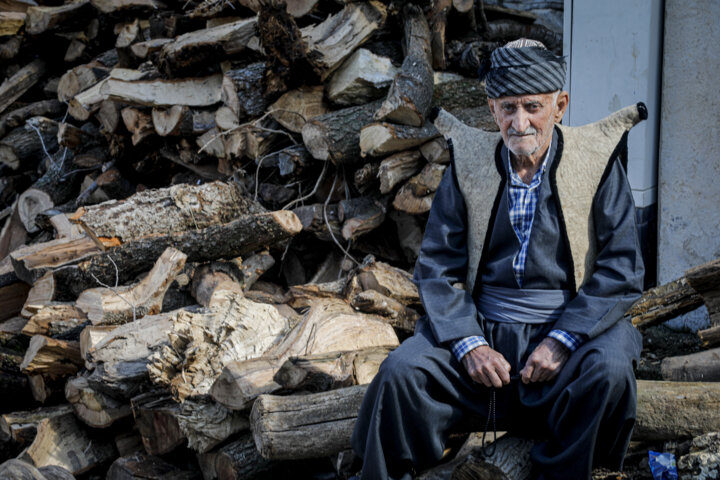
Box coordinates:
[351,316,643,480]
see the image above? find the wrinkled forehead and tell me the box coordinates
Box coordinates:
[492,91,559,106]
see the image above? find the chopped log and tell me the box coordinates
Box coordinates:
[225,62,268,118]
[378,150,424,194]
[65,374,132,428]
[629,277,704,329]
[72,181,264,248]
[131,392,186,455]
[0,282,30,323]
[20,335,82,376]
[27,374,64,404]
[21,304,87,338]
[239,251,275,291]
[241,117,287,161]
[90,0,163,13]
[685,258,720,326]
[274,346,392,392]
[660,348,720,382]
[250,384,366,460]
[270,85,330,133]
[57,55,114,103]
[0,459,74,480]
[0,99,64,138]
[346,256,420,306]
[326,48,398,106]
[374,4,433,127]
[79,324,116,368]
[338,196,386,241]
[130,38,172,59]
[429,0,453,70]
[191,269,241,307]
[302,2,388,80]
[293,203,342,242]
[49,211,302,296]
[301,100,382,164]
[17,189,53,234]
[0,315,27,347]
[393,182,434,214]
[0,12,25,36]
[287,279,346,308]
[209,433,281,480]
[56,122,95,150]
[354,161,380,194]
[85,311,177,399]
[699,325,720,348]
[0,117,58,171]
[151,105,189,136]
[420,137,451,164]
[68,68,146,122]
[9,235,102,288]
[76,247,187,325]
[102,75,224,108]
[174,397,249,453]
[0,404,74,445]
[360,121,440,158]
[0,59,46,116]
[106,452,200,480]
[350,289,419,331]
[25,0,89,35]
[147,288,291,401]
[157,17,259,76]
[0,204,27,267]
[210,299,398,411]
[21,412,116,475]
[406,163,447,196]
[121,107,154,145]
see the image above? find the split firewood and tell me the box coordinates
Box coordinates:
[0,59,46,116]
[174,397,250,453]
[250,384,367,460]
[79,324,116,368]
[191,268,241,307]
[239,251,275,291]
[106,452,200,480]
[20,412,116,475]
[393,182,435,214]
[0,99,64,138]
[302,2,388,80]
[56,122,97,150]
[699,325,720,348]
[27,374,65,404]
[350,289,419,331]
[84,311,177,399]
[240,117,288,161]
[68,68,147,121]
[57,53,116,103]
[346,256,421,307]
[151,105,208,136]
[0,12,25,36]
[76,247,187,325]
[293,203,342,242]
[0,404,73,445]
[420,137,451,164]
[131,391,186,455]
[210,299,398,411]
[448,435,536,480]
[20,335,82,377]
[326,48,398,106]
[0,459,74,480]
[302,99,382,163]
[0,282,30,323]
[103,74,225,108]
[338,196,386,241]
[130,38,172,59]
[0,116,58,171]
[21,304,87,338]
[360,121,440,158]
[65,374,132,428]
[157,17,260,76]
[25,0,90,35]
[0,315,26,347]
[629,277,704,329]
[16,189,53,234]
[200,433,281,480]
[660,347,720,382]
[274,346,392,393]
[287,278,346,309]
[374,4,433,127]
[120,107,154,145]
[685,258,720,326]
[378,150,424,194]
[406,163,447,197]
[0,204,27,268]
[270,85,330,133]
[225,62,268,119]
[147,287,292,401]
[72,181,264,248]
[90,0,163,14]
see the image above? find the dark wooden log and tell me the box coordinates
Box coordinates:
[0,100,64,138]
[0,459,74,480]
[350,289,419,331]
[0,117,58,171]
[0,59,46,116]
[374,4,433,127]
[25,0,90,35]
[293,203,342,242]
[699,325,720,348]
[429,0,453,70]
[106,452,200,480]
[338,196,386,241]
[685,258,720,326]
[660,347,720,382]
[0,282,30,323]
[629,277,704,329]
[131,391,186,455]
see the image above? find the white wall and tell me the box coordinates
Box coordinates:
[657,0,720,331]
[563,0,664,208]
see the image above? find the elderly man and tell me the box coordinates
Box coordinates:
[351,39,647,480]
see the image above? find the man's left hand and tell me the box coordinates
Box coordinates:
[519,337,569,384]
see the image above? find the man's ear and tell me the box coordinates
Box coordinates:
[554,91,569,123]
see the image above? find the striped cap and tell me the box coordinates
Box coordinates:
[482,39,566,98]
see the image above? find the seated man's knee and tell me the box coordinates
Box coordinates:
[582,349,635,394]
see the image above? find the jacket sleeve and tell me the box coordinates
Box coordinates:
[553,157,645,339]
[413,162,486,345]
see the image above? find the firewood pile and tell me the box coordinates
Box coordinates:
[0,0,717,477]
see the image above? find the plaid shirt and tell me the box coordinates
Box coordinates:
[451,140,583,362]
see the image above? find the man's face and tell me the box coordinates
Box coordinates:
[488,91,569,162]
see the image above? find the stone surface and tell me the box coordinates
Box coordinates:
[678,432,720,480]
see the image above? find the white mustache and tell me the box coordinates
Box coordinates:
[508,127,537,136]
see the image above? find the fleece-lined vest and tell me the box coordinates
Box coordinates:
[430,103,647,294]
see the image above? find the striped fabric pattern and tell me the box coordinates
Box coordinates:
[484,43,566,99]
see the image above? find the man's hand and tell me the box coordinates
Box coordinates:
[519,337,569,384]
[461,345,511,388]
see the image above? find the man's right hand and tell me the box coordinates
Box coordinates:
[461,345,512,388]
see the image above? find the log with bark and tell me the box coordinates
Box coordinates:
[629,276,704,329]
[106,452,201,480]
[21,304,87,338]
[25,0,90,35]
[20,335,82,377]
[0,116,58,172]
[0,404,73,445]
[65,374,132,428]
[0,59,46,116]
[338,196,386,241]
[270,85,330,134]
[685,258,720,326]
[378,150,424,194]
[0,459,74,480]
[699,325,720,348]
[326,48,398,106]
[0,11,25,36]
[131,391,186,455]
[660,347,720,382]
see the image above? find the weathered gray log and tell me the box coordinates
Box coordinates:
[101,75,225,108]
[629,277,704,329]
[686,258,720,326]
[200,433,280,480]
[25,0,89,34]
[0,59,46,116]
[65,374,131,428]
[660,347,720,382]
[0,99,64,138]
[326,48,398,106]
[374,4,433,127]
[250,384,367,460]
[106,452,200,480]
[131,391,186,455]
[0,404,73,445]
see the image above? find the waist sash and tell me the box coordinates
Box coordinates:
[476,284,570,324]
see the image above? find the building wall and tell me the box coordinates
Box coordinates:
[657,0,720,330]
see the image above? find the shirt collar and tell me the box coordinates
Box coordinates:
[507,136,553,188]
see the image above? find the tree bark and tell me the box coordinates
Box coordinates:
[350,289,419,331]
[131,391,186,455]
[0,59,46,116]
[374,4,433,127]
[629,277,704,329]
[106,452,200,480]
[685,258,720,326]
[0,117,58,171]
